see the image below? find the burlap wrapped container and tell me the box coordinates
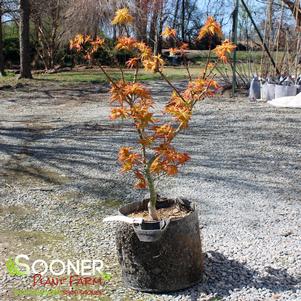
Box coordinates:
[266,83,275,101]
[260,83,268,100]
[249,78,261,100]
[295,85,301,94]
[275,85,297,99]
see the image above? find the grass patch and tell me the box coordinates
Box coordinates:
[3,164,70,186]
[100,199,124,208]
[0,67,197,86]
[0,205,30,216]
[34,66,206,84]
[0,50,284,87]
[0,71,18,86]
[5,229,63,245]
[84,199,124,212]
[57,191,83,202]
[0,229,64,257]
[0,65,228,86]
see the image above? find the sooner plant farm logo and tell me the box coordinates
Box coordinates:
[5,255,112,297]
[6,257,27,277]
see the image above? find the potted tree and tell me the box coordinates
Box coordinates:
[70,8,235,293]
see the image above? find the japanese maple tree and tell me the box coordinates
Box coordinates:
[70,9,236,220]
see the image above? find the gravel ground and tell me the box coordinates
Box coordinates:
[0,80,300,301]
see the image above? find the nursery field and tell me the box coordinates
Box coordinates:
[0,49,270,86]
[0,65,249,93]
[0,67,209,85]
[0,79,300,301]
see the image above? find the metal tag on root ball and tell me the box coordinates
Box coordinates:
[133,219,171,243]
[103,216,143,225]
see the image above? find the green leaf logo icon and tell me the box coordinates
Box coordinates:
[100,271,112,282]
[5,258,26,277]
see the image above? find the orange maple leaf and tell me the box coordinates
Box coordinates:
[198,16,222,40]
[126,57,140,69]
[214,39,236,63]
[116,37,137,51]
[112,8,133,25]
[134,171,147,189]
[162,27,177,39]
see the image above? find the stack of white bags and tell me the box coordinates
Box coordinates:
[268,94,301,108]
[249,76,301,108]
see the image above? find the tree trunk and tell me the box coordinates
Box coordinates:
[134,0,148,42]
[19,0,32,79]
[157,6,164,55]
[0,2,6,76]
[145,169,158,220]
[113,25,117,42]
[186,0,197,44]
[149,8,158,49]
[282,0,301,27]
[181,0,185,41]
[172,0,180,28]
[153,0,164,55]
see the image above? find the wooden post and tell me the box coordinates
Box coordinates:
[232,0,239,96]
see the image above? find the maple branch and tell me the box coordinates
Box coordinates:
[182,55,192,81]
[158,70,188,104]
[172,35,192,81]
[203,43,212,79]
[98,64,118,88]
[133,63,139,83]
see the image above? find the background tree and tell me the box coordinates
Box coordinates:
[30,0,70,70]
[19,0,32,78]
[64,0,126,38]
[0,1,5,76]
[1,0,301,75]
[282,0,301,26]
[133,0,149,42]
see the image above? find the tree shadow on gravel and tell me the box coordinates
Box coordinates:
[0,120,145,204]
[175,251,300,300]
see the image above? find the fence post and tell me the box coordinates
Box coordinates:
[232,0,239,97]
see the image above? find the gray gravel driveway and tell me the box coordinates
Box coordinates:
[0,80,300,301]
